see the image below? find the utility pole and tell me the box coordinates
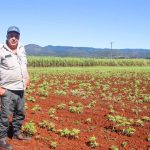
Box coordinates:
[110,41,114,58]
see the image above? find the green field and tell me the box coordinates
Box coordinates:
[28,56,150,67]
[29,66,150,75]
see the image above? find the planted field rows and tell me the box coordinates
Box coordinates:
[10,67,150,149]
[28,57,150,67]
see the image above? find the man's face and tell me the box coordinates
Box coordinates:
[7,32,20,49]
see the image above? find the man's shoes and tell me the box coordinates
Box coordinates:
[0,138,13,150]
[13,134,31,141]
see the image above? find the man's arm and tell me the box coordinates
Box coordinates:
[25,67,30,89]
[0,44,5,96]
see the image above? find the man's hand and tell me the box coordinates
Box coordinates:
[25,78,30,89]
[0,87,5,96]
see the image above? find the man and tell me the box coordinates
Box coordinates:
[0,26,30,150]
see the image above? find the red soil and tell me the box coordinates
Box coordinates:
[7,73,150,150]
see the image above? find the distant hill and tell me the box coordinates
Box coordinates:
[25,44,150,58]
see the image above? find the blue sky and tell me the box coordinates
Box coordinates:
[0,0,150,49]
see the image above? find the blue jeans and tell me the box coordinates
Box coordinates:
[0,90,25,138]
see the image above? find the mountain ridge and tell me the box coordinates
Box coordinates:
[25,44,150,58]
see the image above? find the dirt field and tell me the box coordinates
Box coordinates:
[7,68,150,149]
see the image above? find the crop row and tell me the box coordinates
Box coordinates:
[20,66,150,149]
[27,56,150,67]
